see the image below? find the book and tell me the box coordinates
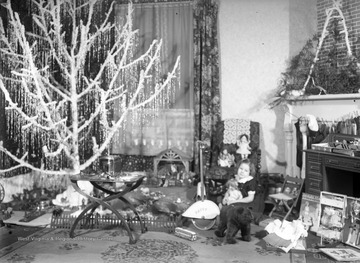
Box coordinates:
[319,248,360,261]
[282,179,302,199]
[299,193,320,232]
[316,191,347,241]
[268,178,302,200]
[344,197,360,248]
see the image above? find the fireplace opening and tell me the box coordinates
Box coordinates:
[324,167,360,198]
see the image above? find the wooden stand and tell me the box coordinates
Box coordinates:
[69,174,146,244]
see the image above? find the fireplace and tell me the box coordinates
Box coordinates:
[284,93,360,179]
[324,167,360,198]
[305,147,360,198]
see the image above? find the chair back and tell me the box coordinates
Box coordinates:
[210,119,261,173]
[205,119,263,214]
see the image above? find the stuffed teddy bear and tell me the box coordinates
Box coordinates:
[214,205,253,244]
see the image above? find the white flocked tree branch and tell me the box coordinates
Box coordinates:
[0,0,180,176]
[302,0,354,95]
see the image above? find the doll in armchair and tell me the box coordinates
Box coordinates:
[218,147,235,167]
[236,134,252,159]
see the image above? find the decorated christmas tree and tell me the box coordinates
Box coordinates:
[0,0,180,176]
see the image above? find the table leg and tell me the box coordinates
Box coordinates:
[69,202,98,238]
[69,178,147,244]
[92,180,147,233]
[98,192,147,237]
[69,200,137,244]
[118,196,147,233]
[100,201,137,244]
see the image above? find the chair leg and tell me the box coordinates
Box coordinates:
[283,207,292,221]
[283,203,294,221]
[268,201,278,218]
[269,200,292,219]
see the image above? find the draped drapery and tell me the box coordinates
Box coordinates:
[111,0,221,168]
[193,0,221,169]
[111,1,195,158]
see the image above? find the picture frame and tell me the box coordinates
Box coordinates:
[316,191,347,241]
[319,248,360,261]
[299,193,321,232]
[344,197,360,249]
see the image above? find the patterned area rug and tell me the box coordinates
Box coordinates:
[0,225,293,263]
[102,239,197,263]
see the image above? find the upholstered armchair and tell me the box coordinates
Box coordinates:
[205,119,263,213]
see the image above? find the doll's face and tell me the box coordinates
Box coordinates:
[240,136,248,143]
[141,187,150,196]
[223,149,228,155]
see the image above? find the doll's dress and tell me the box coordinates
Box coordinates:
[218,153,235,167]
[223,188,243,205]
[236,143,251,155]
[227,189,242,202]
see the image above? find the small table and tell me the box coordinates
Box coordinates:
[69,173,146,244]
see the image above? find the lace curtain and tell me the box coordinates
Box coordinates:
[111,1,194,157]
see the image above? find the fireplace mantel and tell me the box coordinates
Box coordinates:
[289,93,360,102]
[283,93,360,178]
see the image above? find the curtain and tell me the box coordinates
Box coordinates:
[111,1,194,158]
[193,0,221,169]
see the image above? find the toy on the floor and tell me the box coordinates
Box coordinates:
[52,207,63,217]
[214,206,253,244]
[182,141,220,230]
[52,181,93,208]
[263,219,308,253]
[320,206,343,229]
[345,199,360,246]
[174,227,197,241]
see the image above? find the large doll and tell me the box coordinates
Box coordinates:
[236,134,252,159]
[222,178,243,206]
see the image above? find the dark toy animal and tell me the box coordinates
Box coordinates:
[214,205,253,244]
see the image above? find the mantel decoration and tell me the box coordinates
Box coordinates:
[0,0,180,177]
[270,0,360,108]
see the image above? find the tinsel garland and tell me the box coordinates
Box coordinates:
[112,2,181,148]
[0,0,181,177]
